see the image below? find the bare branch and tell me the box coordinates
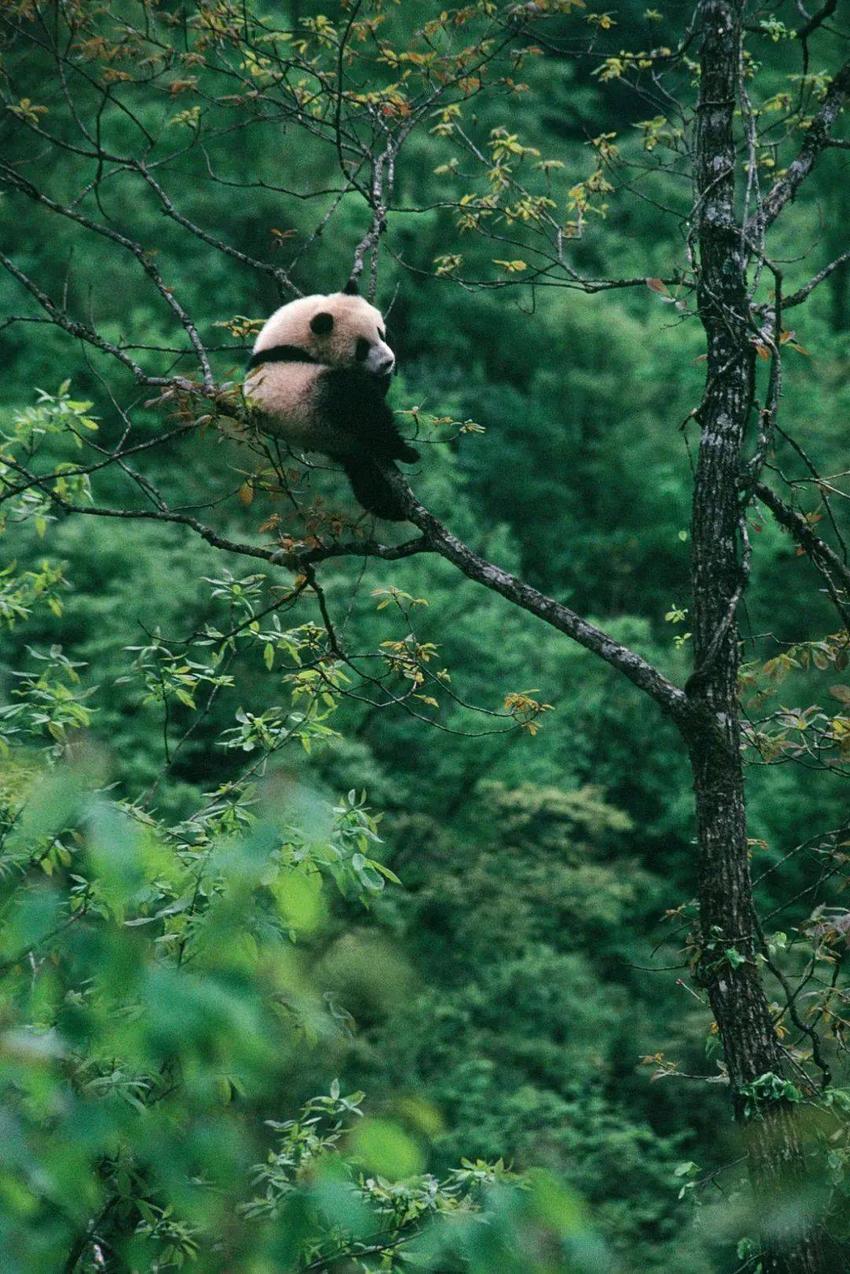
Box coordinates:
[0,423,197,506]
[0,249,198,391]
[751,58,850,232]
[755,481,850,594]
[797,0,837,37]
[134,163,297,299]
[0,164,214,387]
[372,464,690,724]
[777,250,850,310]
[756,479,850,630]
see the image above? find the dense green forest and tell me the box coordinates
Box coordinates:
[2,2,850,1271]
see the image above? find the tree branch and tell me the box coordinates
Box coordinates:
[134,163,296,299]
[39,483,434,570]
[755,481,850,594]
[751,58,850,232]
[758,250,850,312]
[796,0,838,44]
[0,250,208,394]
[374,464,690,724]
[0,163,214,387]
[31,453,687,722]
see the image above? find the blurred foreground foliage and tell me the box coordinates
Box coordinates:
[0,752,607,1272]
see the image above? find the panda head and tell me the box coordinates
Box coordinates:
[252,286,395,379]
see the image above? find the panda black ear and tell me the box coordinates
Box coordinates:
[343,277,359,296]
[310,311,334,335]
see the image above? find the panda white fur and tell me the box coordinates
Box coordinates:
[244,281,418,521]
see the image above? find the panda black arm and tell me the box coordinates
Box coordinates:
[317,368,419,463]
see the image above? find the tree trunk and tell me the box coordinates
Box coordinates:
[689,4,826,1270]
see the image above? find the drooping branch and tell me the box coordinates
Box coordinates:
[755,481,850,627]
[756,482,850,590]
[0,164,213,387]
[134,163,298,299]
[372,464,690,724]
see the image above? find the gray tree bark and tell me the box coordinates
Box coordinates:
[690,4,827,1270]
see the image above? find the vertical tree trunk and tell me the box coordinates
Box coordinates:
[689,4,826,1270]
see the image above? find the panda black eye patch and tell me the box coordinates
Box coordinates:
[355,337,371,361]
[378,328,386,341]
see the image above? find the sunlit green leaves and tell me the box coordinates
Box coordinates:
[125,631,235,712]
[0,560,67,630]
[1,646,95,751]
[3,383,98,449]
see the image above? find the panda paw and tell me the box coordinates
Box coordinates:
[398,442,420,464]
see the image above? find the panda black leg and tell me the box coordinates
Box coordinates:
[339,456,408,522]
[388,433,420,464]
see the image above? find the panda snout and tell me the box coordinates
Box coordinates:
[374,354,395,376]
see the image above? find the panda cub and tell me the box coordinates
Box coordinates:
[245,281,418,521]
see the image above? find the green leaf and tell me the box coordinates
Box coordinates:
[372,861,401,885]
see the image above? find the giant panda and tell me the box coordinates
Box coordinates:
[244,281,419,521]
